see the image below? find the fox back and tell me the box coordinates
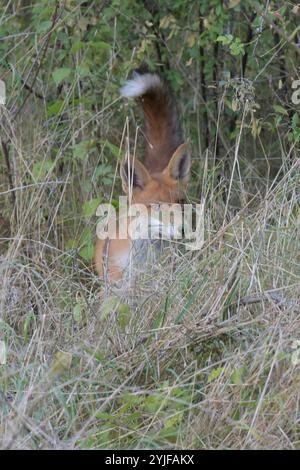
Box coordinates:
[94,71,191,283]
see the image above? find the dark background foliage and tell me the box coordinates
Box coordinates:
[0,0,299,259]
[0,1,300,450]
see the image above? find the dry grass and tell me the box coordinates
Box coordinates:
[0,7,300,446]
[0,109,299,448]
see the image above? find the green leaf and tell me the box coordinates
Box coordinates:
[52,67,72,86]
[95,164,113,177]
[36,21,52,33]
[103,177,113,185]
[122,392,144,406]
[144,394,164,413]
[73,140,96,160]
[83,198,102,218]
[78,227,94,261]
[291,112,299,128]
[76,64,90,77]
[164,413,182,430]
[93,351,106,362]
[231,366,245,385]
[32,159,55,181]
[47,100,65,117]
[229,39,244,56]
[80,227,92,244]
[103,140,123,159]
[207,367,224,383]
[273,105,288,116]
[90,41,111,50]
[71,40,85,53]
[217,34,233,45]
[79,244,94,261]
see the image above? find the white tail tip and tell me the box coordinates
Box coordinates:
[120,72,162,98]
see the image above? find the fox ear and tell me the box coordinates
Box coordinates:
[166,143,191,183]
[120,157,151,192]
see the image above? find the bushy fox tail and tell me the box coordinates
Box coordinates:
[120,71,183,173]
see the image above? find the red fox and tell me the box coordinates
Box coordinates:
[94,71,191,282]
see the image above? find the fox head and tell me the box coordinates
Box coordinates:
[120,143,191,206]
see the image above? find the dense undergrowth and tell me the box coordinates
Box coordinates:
[0,0,299,449]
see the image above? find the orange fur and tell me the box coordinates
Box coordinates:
[142,83,182,172]
[94,72,190,283]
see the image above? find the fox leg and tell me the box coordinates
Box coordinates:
[94,237,131,283]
